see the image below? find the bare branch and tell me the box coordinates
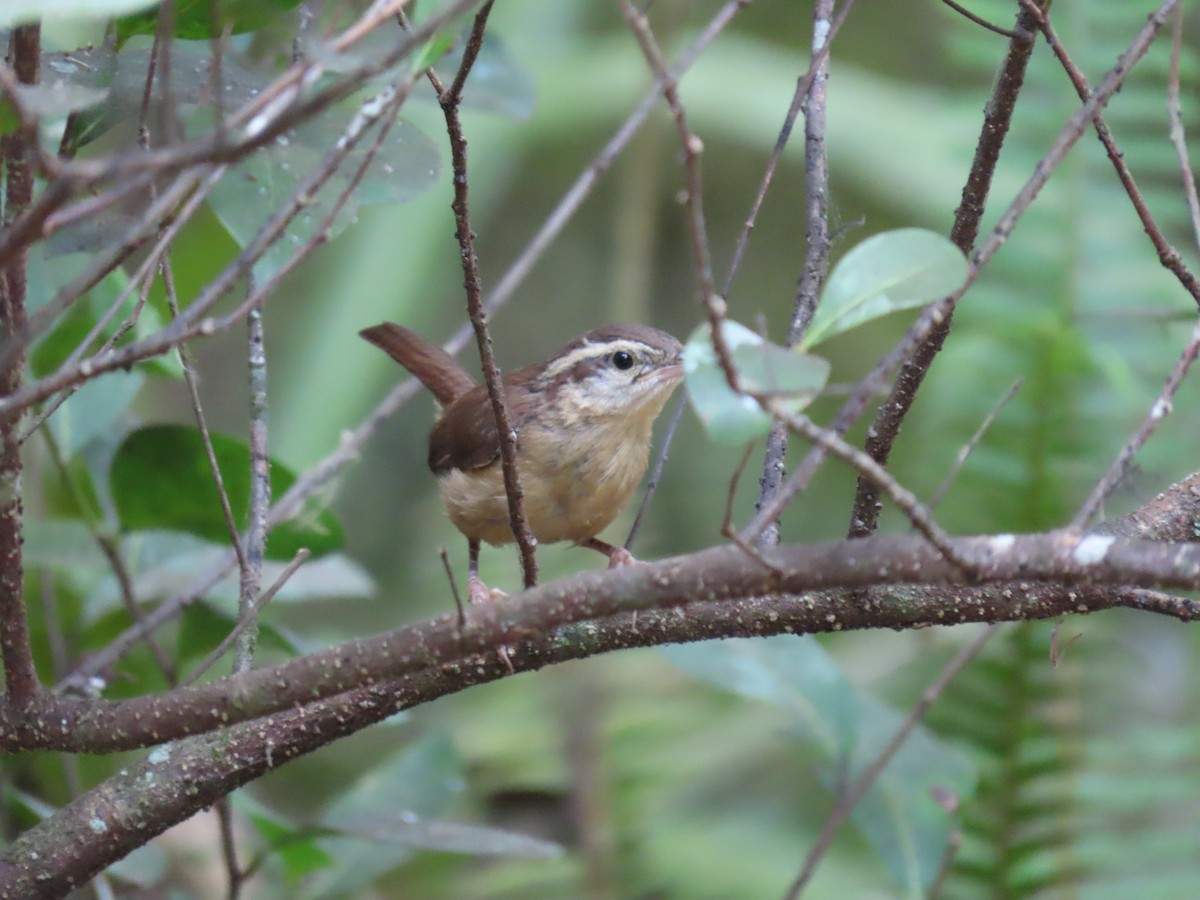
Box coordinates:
[847,0,1044,541]
[236,295,270,671]
[8,499,1200,754]
[756,0,847,547]
[428,1,539,589]
[0,24,44,705]
[1021,0,1200,305]
[5,473,1200,893]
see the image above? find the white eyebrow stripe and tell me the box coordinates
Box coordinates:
[541,340,657,381]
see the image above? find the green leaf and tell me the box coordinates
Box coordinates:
[115,0,303,43]
[176,600,304,666]
[0,102,16,137]
[48,370,143,459]
[23,519,108,583]
[0,57,111,138]
[324,816,562,858]
[0,75,108,136]
[62,39,268,156]
[109,425,343,560]
[0,0,156,27]
[82,530,373,623]
[663,636,977,896]
[801,228,968,350]
[29,256,183,380]
[683,319,830,444]
[238,797,335,882]
[302,733,467,899]
[205,114,441,280]
[411,31,457,75]
[12,81,108,118]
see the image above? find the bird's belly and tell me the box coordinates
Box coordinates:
[438,429,648,547]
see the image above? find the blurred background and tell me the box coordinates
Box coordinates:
[24,0,1200,896]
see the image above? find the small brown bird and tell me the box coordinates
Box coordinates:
[361,322,685,603]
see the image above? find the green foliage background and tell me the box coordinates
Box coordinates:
[11,0,1200,897]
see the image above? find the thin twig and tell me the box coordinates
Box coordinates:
[721,0,852,301]
[1166,3,1200,249]
[720,441,784,574]
[772,405,972,572]
[38,577,69,683]
[1123,588,1200,622]
[440,546,466,630]
[617,0,737,392]
[95,535,177,682]
[756,0,843,548]
[429,1,538,589]
[180,549,310,687]
[927,377,1022,510]
[0,75,423,424]
[747,0,1174,546]
[1021,0,1200,306]
[789,0,835,347]
[58,0,756,685]
[40,426,177,680]
[940,0,1022,39]
[215,798,242,900]
[162,259,252,576]
[1072,316,1200,530]
[780,625,998,899]
[925,831,963,900]
[624,393,686,552]
[137,5,164,139]
[236,294,269,673]
[846,0,1044,541]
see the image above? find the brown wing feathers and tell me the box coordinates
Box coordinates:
[361,322,507,475]
[428,384,506,474]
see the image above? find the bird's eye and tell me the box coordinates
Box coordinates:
[611,350,635,370]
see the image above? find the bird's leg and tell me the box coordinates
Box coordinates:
[468,539,508,603]
[579,537,636,569]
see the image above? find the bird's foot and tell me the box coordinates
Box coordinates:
[578,537,637,569]
[607,547,636,569]
[468,574,508,604]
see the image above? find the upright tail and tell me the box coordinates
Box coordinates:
[360,323,477,406]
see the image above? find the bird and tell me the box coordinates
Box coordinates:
[361,322,684,603]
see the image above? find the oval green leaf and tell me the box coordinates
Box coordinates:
[684,319,830,444]
[664,636,977,895]
[801,228,968,350]
[205,114,441,281]
[116,0,303,43]
[110,425,342,559]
